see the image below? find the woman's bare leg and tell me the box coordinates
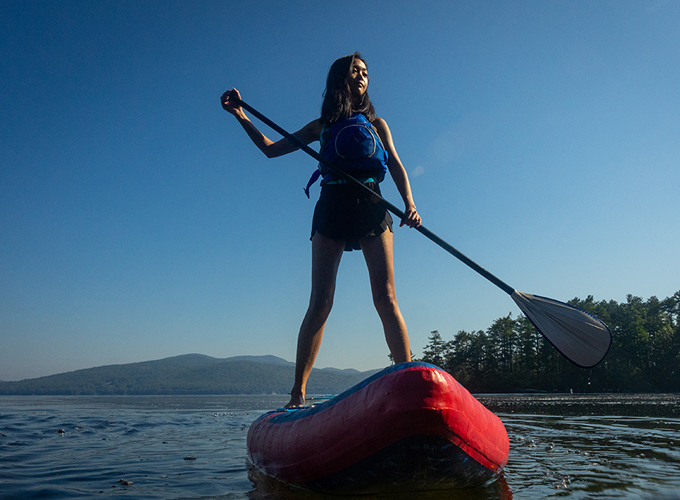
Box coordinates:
[360,230,411,364]
[286,233,345,407]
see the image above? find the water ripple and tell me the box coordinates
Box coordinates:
[2,394,680,499]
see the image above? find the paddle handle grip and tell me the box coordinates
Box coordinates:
[229,95,516,296]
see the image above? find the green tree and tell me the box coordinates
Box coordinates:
[419,290,680,393]
[421,330,450,368]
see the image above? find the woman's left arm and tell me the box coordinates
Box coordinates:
[373,118,422,228]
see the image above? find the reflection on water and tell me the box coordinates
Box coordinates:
[248,465,513,500]
[1,394,680,499]
[484,393,680,499]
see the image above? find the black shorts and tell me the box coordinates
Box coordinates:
[311,182,393,252]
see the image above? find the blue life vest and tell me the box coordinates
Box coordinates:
[304,114,388,198]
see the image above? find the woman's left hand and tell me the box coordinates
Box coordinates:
[400,207,422,228]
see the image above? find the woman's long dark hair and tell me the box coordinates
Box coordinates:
[320,52,376,126]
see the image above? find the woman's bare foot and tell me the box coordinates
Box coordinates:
[285,391,305,408]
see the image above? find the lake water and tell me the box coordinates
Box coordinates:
[1,393,680,499]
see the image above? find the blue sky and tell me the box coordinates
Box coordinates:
[1,0,679,381]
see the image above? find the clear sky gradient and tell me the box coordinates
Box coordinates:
[2,1,679,381]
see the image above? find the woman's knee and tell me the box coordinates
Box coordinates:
[372,288,399,317]
[308,291,334,317]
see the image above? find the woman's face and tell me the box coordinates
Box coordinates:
[346,58,368,97]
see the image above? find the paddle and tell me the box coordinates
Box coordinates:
[226,94,612,368]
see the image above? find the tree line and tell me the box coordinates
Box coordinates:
[418,291,680,393]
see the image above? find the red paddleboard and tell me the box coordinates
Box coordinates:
[247,362,509,493]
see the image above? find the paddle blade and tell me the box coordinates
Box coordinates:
[511,291,612,368]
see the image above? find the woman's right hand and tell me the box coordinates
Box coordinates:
[221,88,242,116]
[400,206,422,229]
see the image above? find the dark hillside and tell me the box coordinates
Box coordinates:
[0,354,379,395]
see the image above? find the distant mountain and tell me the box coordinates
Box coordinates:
[0,354,381,396]
[220,355,294,366]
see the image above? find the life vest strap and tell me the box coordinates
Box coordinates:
[303,169,378,198]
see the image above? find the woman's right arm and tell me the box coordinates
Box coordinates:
[221,88,321,158]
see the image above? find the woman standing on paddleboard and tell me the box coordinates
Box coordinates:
[221,52,421,407]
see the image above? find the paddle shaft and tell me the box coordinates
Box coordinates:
[231,96,516,296]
